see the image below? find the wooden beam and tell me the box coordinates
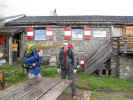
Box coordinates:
[20,33,24,58]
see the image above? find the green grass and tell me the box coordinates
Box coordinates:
[1,64,133,92]
[0,64,58,86]
[77,72,133,91]
[0,64,27,86]
[41,66,58,77]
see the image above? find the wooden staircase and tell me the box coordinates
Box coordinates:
[85,39,112,74]
[85,35,133,74]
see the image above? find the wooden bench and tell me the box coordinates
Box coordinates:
[0,71,5,89]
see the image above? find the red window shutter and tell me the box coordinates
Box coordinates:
[25,26,34,41]
[46,26,53,40]
[64,26,72,40]
[83,25,92,40]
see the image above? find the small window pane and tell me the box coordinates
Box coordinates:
[72,28,83,40]
[34,27,46,40]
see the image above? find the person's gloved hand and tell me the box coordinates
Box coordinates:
[73,69,77,74]
[32,63,36,67]
[77,65,80,69]
[57,68,61,73]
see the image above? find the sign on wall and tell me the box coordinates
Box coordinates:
[34,27,46,40]
[93,30,106,37]
[72,28,83,40]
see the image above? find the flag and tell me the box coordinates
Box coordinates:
[64,26,72,40]
[84,25,92,40]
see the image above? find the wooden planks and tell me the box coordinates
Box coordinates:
[21,78,61,100]
[0,78,70,100]
[39,80,71,100]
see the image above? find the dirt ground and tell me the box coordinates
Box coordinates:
[92,91,133,100]
[57,89,133,100]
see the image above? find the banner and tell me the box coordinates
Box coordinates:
[64,26,72,40]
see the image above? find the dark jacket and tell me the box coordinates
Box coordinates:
[58,47,75,69]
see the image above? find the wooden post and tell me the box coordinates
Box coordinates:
[111,26,120,77]
[20,33,24,59]
[9,36,13,65]
[116,37,120,77]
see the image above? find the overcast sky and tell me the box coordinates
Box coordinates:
[1,0,133,17]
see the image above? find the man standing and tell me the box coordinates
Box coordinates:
[58,42,77,97]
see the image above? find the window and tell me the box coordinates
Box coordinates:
[93,30,106,37]
[72,27,83,40]
[34,27,46,40]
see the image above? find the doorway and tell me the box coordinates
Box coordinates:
[12,33,21,62]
